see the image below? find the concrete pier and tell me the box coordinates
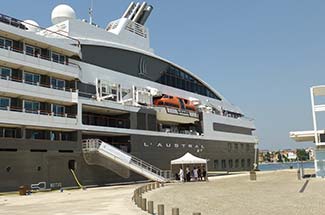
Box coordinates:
[143,170,323,215]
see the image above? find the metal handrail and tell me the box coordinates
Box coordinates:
[0,74,78,92]
[0,45,80,69]
[82,139,171,180]
[0,13,81,47]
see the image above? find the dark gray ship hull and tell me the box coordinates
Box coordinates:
[0,135,255,192]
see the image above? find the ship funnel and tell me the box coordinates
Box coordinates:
[122,2,136,19]
[121,1,153,25]
[128,2,140,20]
[132,2,147,22]
[137,4,153,25]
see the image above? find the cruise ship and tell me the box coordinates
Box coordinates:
[0,2,258,191]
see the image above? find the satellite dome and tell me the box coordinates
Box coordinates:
[24,20,40,32]
[51,4,76,25]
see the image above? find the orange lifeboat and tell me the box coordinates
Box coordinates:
[153,94,196,111]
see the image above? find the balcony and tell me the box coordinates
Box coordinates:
[82,113,130,129]
[0,46,80,79]
[0,78,78,104]
[0,13,80,56]
[0,107,78,130]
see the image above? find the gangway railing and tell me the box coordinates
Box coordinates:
[82,139,171,182]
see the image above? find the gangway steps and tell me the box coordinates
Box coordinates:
[82,139,171,182]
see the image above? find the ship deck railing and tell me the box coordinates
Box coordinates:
[0,44,80,70]
[0,106,77,119]
[0,13,81,47]
[0,73,78,93]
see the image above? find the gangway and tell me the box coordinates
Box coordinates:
[82,139,171,182]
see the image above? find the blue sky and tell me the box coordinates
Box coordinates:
[3,0,324,150]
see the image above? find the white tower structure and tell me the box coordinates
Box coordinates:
[290,85,325,177]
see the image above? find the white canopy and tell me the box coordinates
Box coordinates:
[171,152,207,165]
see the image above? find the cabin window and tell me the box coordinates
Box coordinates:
[25,45,40,57]
[51,77,65,90]
[4,128,16,138]
[24,100,40,113]
[52,104,65,117]
[0,97,10,110]
[28,130,44,139]
[24,72,40,85]
[0,127,19,138]
[52,52,66,64]
[0,67,11,79]
[0,37,12,49]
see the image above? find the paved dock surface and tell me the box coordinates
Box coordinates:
[0,170,323,215]
[0,184,146,215]
[144,170,324,215]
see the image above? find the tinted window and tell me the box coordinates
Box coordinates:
[81,45,221,100]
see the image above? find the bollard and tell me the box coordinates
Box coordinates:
[144,185,147,192]
[135,193,140,205]
[18,185,28,196]
[156,182,160,188]
[161,183,165,187]
[141,198,147,211]
[148,201,154,214]
[152,183,156,189]
[135,194,138,205]
[136,188,139,196]
[158,204,164,215]
[297,169,301,180]
[193,213,201,215]
[250,170,256,181]
[172,208,180,215]
[134,194,137,204]
[147,184,152,191]
[137,196,142,208]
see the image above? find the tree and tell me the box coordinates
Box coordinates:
[296,149,309,161]
[264,152,271,162]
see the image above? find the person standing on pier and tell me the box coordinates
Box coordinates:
[179,167,184,182]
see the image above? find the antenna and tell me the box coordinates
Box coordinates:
[89,0,94,25]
